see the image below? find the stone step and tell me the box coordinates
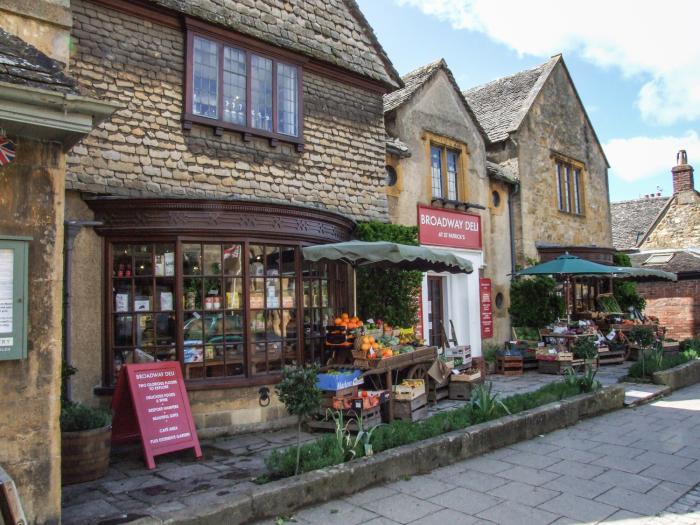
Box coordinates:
[622,382,671,407]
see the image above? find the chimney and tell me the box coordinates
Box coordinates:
[672,149,694,194]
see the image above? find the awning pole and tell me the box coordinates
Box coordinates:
[353,266,357,316]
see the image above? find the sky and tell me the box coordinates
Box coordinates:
[356,0,700,202]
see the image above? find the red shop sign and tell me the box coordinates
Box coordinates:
[480,278,493,339]
[112,362,202,469]
[418,205,482,250]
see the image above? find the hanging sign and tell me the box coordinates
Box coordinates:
[0,136,15,167]
[479,278,493,339]
[418,205,482,250]
[112,362,202,469]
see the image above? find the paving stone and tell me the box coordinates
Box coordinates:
[408,508,481,525]
[539,492,618,522]
[507,440,561,456]
[61,499,122,524]
[387,476,454,499]
[640,464,700,486]
[362,518,402,525]
[100,474,165,494]
[157,463,218,481]
[592,469,660,494]
[595,486,679,515]
[547,446,603,464]
[542,474,612,499]
[428,487,502,515]
[592,454,654,474]
[443,469,509,492]
[490,480,560,506]
[639,451,696,469]
[588,443,645,459]
[497,465,561,486]
[454,456,512,475]
[345,485,398,505]
[545,459,606,480]
[502,451,561,469]
[676,446,700,460]
[361,493,443,524]
[631,438,685,454]
[476,499,560,525]
[295,499,376,525]
[599,509,646,523]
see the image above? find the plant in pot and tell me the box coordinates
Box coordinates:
[573,336,598,364]
[482,343,500,374]
[60,365,112,485]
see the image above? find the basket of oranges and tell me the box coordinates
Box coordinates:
[333,313,363,331]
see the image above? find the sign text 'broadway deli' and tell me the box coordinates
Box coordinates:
[418,205,482,250]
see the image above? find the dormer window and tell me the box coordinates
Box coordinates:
[186,29,303,147]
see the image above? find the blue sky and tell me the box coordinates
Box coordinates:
[357,0,700,202]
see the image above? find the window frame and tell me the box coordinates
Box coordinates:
[429,142,463,201]
[184,24,305,149]
[554,156,585,216]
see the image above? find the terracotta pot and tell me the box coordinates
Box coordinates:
[61,425,112,485]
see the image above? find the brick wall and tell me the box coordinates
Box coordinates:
[67,0,389,221]
[637,279,700,340]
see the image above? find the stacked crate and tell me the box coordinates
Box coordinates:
[393,380,428,422]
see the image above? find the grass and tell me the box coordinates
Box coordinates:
[265,379,590,480]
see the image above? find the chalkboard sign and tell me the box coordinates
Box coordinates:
[111,362,202,469]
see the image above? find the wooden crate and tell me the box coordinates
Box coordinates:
[448,381,471,400]
[597,348,625,365]
[538,359,574,375]
[307,405,382,432]
[496,355,523,376]
[427,380,449,403]
[394,393,428,422]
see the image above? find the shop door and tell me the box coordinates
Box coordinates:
[427,276,444,348]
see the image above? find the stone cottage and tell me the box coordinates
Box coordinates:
[383,59,515,350]
[63,0,401,438]
[612,151,700,339]
[0,2,117,522]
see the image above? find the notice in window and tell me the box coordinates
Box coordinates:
[0,249,13,333]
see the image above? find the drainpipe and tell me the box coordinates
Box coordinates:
[63,219,103,402]
[507,181,520,276]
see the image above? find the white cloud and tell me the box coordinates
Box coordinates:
[396,0,700,125]
[604,131,700,183]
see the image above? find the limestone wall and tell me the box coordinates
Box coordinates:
[642,191,700,249]
[0,139,65,524]
[511,63,613,264]
[67,0,389,222]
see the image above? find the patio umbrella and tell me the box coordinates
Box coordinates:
[516,253,619,277]
[302,240,473,314]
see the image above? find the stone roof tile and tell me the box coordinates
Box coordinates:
[611,196,670,250]
[629,249,700,275]
[462,56,559,143]
[0,28,80,95]
[149,0,401,88]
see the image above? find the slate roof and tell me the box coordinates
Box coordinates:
[383,58,487,139]
[0,28,79,94]
[629,249,700,276]
[486,160,519,185]
[462,56,559,143]
[610,196,670,250]
[150,0,401,88]
[386,135,410,158]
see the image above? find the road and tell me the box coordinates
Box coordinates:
[254,383,700,525]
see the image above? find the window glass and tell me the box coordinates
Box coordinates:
[446,150,459,200]
[556,162,564,211]
[192,36,219,119]
[573,169,582,214]
[251,55,273,131]
[431,146,443,198]
[563,165,571,212]
[277,63,298,136]
[223,46,246,126]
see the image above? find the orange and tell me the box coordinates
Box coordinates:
[341,312,349,320]
[334,317,342,326]
[371,342,379,350]
[361,336,370,344]
[361,343,370,352]
[368,336,375,344]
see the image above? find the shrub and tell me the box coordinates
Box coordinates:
[572,336,597,360]
[482,343,500,364]
[266,434,344,479]
[613,253,646,311]
[509,276,564,328]
[680,338,700,353]
[60,403,111,432]
[627,351,696,379]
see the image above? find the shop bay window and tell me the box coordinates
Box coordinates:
[108,240,347,386]
[188,31,302,142]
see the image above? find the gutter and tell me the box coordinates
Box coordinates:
[508,180,520,276]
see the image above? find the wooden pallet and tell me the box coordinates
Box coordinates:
[394,393,428,422]
[448,381,471,400]
[496,355,523,376]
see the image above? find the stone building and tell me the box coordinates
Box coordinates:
[63,0,401,438]
[0,2,116,521]
[463,55,614,268]
[612,151,700,339]
[383,59,515,350]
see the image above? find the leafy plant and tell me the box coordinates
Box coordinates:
[680,338,700,353]
[573,336,598,360]
[275,365,322,475]
[355,222,422,327]
[265,434,344,479]
[482,343,500,364]
[612,253,646,312]
[509,276,564,328]
[469,383,510,422]
[327,409,383,460]
[60,403,111,432]
[565,366,599,393]
[629,325,657,379]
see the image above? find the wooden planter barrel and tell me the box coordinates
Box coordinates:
[61,425,112,485]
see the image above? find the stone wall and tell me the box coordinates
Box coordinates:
[67,0,389,222]
[508,62,612,265]
[0,139,64,524]
[637,279,700,340]
[642,191,700,249]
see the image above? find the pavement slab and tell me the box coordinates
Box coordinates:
[361,493,444,524]
[538,492,618,523]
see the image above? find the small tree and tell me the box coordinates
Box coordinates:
[573,336,598,361]
[275,365,322,475]
[509,276,564,328]
[613,253,646,312]
[629,325,656,379]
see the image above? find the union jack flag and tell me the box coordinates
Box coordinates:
[0,136,15,166]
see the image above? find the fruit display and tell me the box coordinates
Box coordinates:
[333,312,363,330]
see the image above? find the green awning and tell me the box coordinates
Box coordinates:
[302,240,473,274]
[516,254,676,281]
[610,266,677,282]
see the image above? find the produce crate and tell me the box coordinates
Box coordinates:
[354,346,437,371]
[538,359,575,375]
[451,368,481,382]
[316,370,363,391]
[307,405,382,432]
[320,385,358,409]
[392,380,426,401]
[662,341,680,356]
[448,381,471,400]
[394,393,428,422]
[496,355,523,376]
[427,377,449,403]
[597,347,625,365]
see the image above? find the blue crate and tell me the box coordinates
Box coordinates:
[316,369,364,391]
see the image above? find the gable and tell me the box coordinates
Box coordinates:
[611,196,670,250]
[641,191,700,249]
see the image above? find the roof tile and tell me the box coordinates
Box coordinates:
[611,196,670,250]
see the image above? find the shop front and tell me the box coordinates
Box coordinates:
[418,205,485,355]
[82,198,355,435]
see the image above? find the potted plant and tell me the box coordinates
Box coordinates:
[61,402,112,485]
[482,343,499,374]
[573,336,598,365]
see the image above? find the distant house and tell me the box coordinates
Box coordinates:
[611,151,700,339]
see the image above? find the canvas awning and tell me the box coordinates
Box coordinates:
[302,240,473,274]
[516,254,676,282]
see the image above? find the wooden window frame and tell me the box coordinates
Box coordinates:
[184,23,305,150]
[423,132,469,203]
[553,155,585,217]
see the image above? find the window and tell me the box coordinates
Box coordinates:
[430,144,461,200]
[492,190,501,208]
[555,158,584,215]
[644,253,674,265]
[188,32,302,143]
[385,165,398,186]
[109,240,347,386]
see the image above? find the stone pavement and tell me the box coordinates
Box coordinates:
[61,363,640,524]
[252,382,700,525]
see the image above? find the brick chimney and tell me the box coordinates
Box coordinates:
[672,149,694,193]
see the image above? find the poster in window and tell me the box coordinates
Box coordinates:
[164,252,175,276]
[115,293,129,313]
[160,292,173,312]
[0,249,13,333]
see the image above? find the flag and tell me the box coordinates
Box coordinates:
[0,136,15,166]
